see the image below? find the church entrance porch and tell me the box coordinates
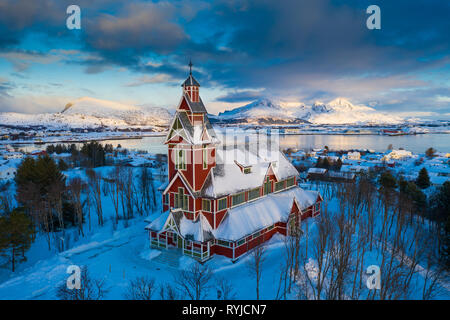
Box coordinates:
[150,230,211,262]
[182,239,211,262]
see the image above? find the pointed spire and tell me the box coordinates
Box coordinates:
[181,60,200,87]
[188,60,193,75]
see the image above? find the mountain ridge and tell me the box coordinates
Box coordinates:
[216,97,406,125]
[0,97,172,130]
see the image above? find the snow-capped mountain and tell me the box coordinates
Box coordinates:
[0,97,172,130]
[60,97,172,127]
[217,98,405,125]
[217,98,309,124]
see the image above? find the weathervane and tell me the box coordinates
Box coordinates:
[188,59,193,75]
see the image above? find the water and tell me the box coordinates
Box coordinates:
[13,133,450,155]
[278,134,450,153]
[105,133,449,154]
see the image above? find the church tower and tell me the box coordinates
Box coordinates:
[182,61,200,102]
[164,62,217,195]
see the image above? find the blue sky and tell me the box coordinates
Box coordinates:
[0,0,449,117]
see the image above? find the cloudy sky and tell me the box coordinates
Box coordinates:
[0,0,449,117]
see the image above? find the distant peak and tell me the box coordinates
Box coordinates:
[328,97,353,106]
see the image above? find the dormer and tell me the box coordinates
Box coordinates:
[234,160,252,174]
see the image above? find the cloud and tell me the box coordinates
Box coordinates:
[0,78,15,97]
[0,49,61,71]
[215,90,265,103]
[125,74,178,87]
[0,94,69,113]
[0,0,448,116]
[83,2,187,65]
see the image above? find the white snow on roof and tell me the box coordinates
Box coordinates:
[341,165,370,173]
[205,162,268,198]
[179,214,213,242]
[204,147,299,198]
[307,167,327,174]
[383,149,413,160]
[347,151,361,159]
[146,210,170,230]
[327,171,355,179]
[213,186,319,241]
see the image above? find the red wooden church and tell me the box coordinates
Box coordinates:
[146,64,322,262]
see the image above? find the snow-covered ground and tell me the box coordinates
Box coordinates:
[0,145,449,300]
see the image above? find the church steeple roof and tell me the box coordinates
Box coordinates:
[181,60,200,87]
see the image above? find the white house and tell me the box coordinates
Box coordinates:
[3,152,23,160]
[382,149,413,161]
[0,165,16,180]
[346,151,361,160]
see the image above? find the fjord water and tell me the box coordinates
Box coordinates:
[94,133,450,154]
[16,133,450,154]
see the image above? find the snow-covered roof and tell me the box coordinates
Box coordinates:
[152,186,320,241]
[201,145,299,198]
[146,210,214,242]
[383,149,413,160]
[181,74,200,87]
[179,213,214,242]
[182,92,208,113]
[307,167,327,174]
[166,109,218,145]
[327,171,355,179]
[146,210,170,231]
[341,165,371,172]
[346,152,361,159]
[214,187,320,241]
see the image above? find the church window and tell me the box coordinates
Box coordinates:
[202,199,211,212]
[218,197,227,211]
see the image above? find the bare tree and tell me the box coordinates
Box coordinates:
[67,178,85,236]
[138,167,156,214]
[124,276,156,300]
[175,263,214,300]
[303,206,334,300]
[246,242,267,300]
[159,283,181,300]
[106,166,122,224]
[215,277,236,300]
[57,267,107,300]
[48,180,65,233]
[86,169,103,226]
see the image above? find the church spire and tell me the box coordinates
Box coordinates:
[182,60,200,102]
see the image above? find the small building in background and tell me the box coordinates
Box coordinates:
[382,149,413,161]
[0,165,16,180]
[346,151,361,160]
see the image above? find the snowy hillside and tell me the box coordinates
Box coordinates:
[0,97,172,130]
[217,98,405,125]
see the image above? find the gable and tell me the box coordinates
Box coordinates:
[291,198,302,214]
[178,96,191,111]
[166,118,189,143]
[265,164,278,182]
[163,172,194,197]
[201,126,210,141]
[165,112,193,144]
[163,213,180,233]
